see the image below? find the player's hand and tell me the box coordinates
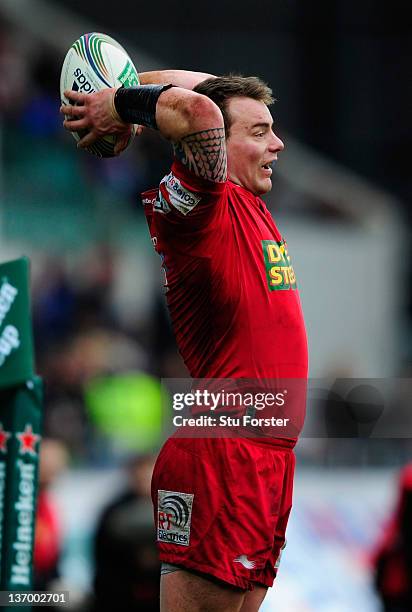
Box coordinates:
[60,88,143,153]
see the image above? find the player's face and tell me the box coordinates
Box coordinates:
[225,97,284,195]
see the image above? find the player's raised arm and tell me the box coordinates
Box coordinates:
[60,70,227,181]
[154,88,227,183]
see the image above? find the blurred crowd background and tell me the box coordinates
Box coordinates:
[0,1,411,610]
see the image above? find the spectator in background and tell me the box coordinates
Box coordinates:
[372,463,412,611]
[33,244,118,359]
[91,454,160,611]
[33,258,77,354]
[0,17,28,116]
[32,245,151,461]
[34,439,69,591]
[19,47,62,137]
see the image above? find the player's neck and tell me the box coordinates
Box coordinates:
[229,179,261,198]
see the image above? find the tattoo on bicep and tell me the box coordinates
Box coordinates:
[173,128,227,183]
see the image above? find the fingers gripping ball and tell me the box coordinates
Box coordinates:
[60,32,139,157]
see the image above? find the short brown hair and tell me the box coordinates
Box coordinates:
[193,75,274,136]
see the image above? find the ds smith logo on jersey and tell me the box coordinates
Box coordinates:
[262,240,297,291]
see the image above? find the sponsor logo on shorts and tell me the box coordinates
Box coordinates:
[163,173,201,215]
[157,490,194,547]
[234,555,256,569]
[262,240,297,291]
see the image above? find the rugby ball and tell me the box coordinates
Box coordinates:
[60,32,139,158]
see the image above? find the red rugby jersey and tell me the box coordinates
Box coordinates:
[142,159,308,383]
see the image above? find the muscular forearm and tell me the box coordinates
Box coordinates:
[119,70,219,140]
[117,72,225,180]
[120,71,225,180]
[138,70,215,90]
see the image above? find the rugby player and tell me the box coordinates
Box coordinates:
[61,70,308,612]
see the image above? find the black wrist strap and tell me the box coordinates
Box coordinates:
[114,84,174,129]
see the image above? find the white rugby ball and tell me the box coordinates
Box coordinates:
[60,32,139,158]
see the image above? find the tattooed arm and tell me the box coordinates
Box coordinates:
[138,71,227,181]
[172,129,227,183]
[156,87,227,183]
[126,70,227,181]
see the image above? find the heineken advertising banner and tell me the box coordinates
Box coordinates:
[0,257,35,390]
[0,257,42,608]
[0,379,42,591]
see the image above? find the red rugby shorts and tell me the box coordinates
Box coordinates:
[151,436,295,590]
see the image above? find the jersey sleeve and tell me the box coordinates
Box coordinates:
[156,159,227,231]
